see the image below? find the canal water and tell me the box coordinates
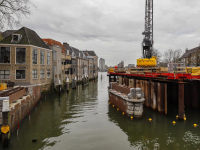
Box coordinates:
[2,72,200,150]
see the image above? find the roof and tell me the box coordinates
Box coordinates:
[63,42,72,55]
[0,27,50,49]
[43,39,66,54]
[181,46,200,58]
[71,47,83,58]
[82,50,97,56]
[1,30,16,38]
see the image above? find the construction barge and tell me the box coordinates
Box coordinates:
[107,69,200,120]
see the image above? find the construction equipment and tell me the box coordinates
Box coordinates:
[0,83,7,91]
[108,68,115,73]
[137,0,156,67]
[186,67,200,76]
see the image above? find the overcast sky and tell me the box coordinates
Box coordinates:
[20,0,200,66]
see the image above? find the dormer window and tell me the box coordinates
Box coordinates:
[12,34,22,43]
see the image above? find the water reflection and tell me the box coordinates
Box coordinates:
[3,81,98,150]
[108,103,200,149]
[2,72,200,150]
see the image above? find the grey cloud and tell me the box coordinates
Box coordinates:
[19,0,200,66]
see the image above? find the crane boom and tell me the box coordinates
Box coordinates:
[142,0,153,59]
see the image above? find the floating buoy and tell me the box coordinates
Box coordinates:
[32,139,37,142]
[149,118,152,122]
[194,124,197,127]
[112,105,114,107]
[130,116,133,120]
[172,121,176,125]
[122,112,125,115]
[176,115,178,119]
[117,108,119,111]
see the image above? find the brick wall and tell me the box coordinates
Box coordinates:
[9,89,25,104]
[9,85,41,132]
[109,92,127,114]
[112,83,130,95]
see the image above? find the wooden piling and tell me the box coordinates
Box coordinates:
[192,81,197,107]
[178,82,184,119]
[164,83,167,115]
[151,82,157,110]
[136,79,140,88]
[133,78,136,88]
[129,79,134,88]
[157,83,165,113]
[147,80,151,107]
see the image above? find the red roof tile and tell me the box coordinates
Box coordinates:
[42,39,67,54]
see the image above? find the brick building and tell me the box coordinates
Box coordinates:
[43,39,72,85]
[63,43,76,82]
[181,46,200,67]
[83,50,98,78]
[0,27,53,87]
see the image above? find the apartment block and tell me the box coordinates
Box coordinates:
[0,27,53,87]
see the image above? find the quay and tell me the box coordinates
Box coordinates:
[108,71,200,119]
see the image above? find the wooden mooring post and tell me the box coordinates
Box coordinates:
[178,82,185,120]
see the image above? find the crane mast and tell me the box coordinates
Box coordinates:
[142,0,153,59]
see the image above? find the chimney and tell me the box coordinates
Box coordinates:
[63,42,69,46]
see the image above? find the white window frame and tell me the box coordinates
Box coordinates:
[15,47,26,64]
[47,52,51,65]
[12,34,22,43]
[47,69,51,78]
[15,70,26,80]
[32,49,38,64]
[0,70,10,80]
[0,47,11,64]
[32,69,38,79]
[40,69,45,78]
[40,50,45,65]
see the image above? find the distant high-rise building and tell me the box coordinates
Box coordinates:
[128,64,135,68]
[118,60,124,68]
[99,58,105,71]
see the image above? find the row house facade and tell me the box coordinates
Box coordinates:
[0,27,53,87]
[63,43,76,82]
[181,46,200,67]
[42,39,72,85]
[83,50,98,78]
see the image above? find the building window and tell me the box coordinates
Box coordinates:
[32,49,37,64]
[16,48,26,63]
[32,69,37,79]
[40,50,45,65]
[0,70,10,79]
[12,34,22,43]
[47,52,51,65]
[47,69,51,78]
[40,69,45,78]
[0,47,10,63]
[16,70,25,79]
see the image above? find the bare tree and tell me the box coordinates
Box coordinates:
[152,48,162,60]
[163,49,183,63]
[0,0,33,29]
